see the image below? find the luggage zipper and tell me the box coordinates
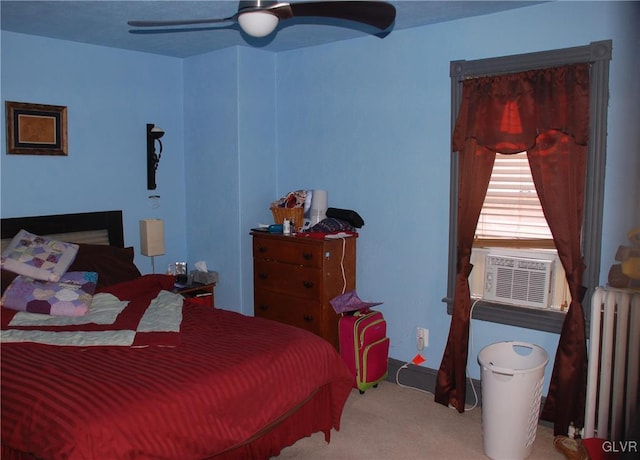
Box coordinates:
[352,315,385,382]
[351,314,381,352]
[359,319,385,348]
[359,336,390,386]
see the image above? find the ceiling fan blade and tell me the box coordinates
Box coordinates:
[129,24,239,35]
[128,16,236,28]
[286,1,396,31]
[128,1,396,38]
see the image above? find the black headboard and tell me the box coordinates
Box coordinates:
[1,211,125,248]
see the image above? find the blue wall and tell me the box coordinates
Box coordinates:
[2,1,638,395]
[182,46,277,311]
[0,32,186,274]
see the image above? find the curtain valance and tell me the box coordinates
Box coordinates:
[452,64,590,154]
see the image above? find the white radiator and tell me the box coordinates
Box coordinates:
[584,287,640,440]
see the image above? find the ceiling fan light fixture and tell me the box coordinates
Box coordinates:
[237,11,279,37]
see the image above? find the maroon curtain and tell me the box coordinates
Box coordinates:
[435,64,590,436]
[434,139,494,412]
[528,132,588,433]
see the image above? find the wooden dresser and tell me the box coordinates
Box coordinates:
[252,232,356,350]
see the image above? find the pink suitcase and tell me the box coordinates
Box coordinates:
[339,309,390,393]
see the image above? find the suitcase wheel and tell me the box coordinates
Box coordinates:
[358,383,379,395]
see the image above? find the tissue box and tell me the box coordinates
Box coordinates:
[191,270,219,285]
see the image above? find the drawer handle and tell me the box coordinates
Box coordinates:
[259,273,268,280]
[302,281,314,289]
[258,246,268,253]
[302,252,313,260]
[303,314,314,322]
[259,304,269,311]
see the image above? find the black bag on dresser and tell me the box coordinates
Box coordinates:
[326,208,365,228]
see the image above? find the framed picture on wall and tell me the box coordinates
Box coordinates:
[5,101,68,156]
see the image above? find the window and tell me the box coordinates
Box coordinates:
[469,152,571,312]
[476,152,552,243]
[445,41,611,333]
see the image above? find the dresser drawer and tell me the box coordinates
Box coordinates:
[254,259,321,299]
[254,290,322,335]
[253,237,323,268]
[251,231,356,351]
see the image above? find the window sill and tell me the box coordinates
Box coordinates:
[443,297,565,334]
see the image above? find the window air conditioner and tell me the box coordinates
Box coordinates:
[483,252,554,309]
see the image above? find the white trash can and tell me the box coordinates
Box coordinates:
[477,341,549,460]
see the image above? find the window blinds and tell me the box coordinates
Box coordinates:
[475,152,553,240]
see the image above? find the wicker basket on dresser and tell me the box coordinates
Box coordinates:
[251,232,356,350]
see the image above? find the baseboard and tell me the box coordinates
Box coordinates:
[386,358,482,408]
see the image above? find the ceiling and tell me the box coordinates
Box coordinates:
[0,1,543,57]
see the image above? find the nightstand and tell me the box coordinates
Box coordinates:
[174,282,215,307]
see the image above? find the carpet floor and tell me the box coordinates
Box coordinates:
[276,381,563,459]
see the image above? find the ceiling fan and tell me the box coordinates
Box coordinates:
[128,1,396,38]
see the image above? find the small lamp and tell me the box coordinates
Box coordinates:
[140,219,165,273]
[147,123,165,190]
[237,11,279,37]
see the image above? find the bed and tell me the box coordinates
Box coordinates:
[0,210,353,460]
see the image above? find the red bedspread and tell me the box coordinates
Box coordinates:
[1,276,352,459]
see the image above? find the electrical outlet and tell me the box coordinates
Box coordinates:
[417,327,429,351]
